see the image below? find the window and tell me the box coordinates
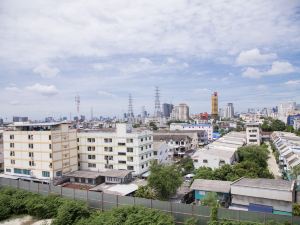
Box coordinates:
[77,154,80,159]
[250,135,256,137]
[87,138,95,143]
[75,178,79,182]
[104,138,112,143]
[87,146,95,151]
[127,166,134,170]
[49,163,52,168]
[77,146,79,150]
[141,156,144,160]
[10,135,14,140]
[49,135,51,140]
[140,146,143,151]
[127,147,133,152]
[49,153,52,158]
[141,138,144,142]
[118,152,126,155]
[104,155,113,160]
[141,165,144,169]
[88,155,96,160]
[88,163,96,168]
[77,138,79,142]
[126,138,133,143]
[127,156,133,162]
[14,168,22,174]
[29,152,34,157]
[118,160,126,164]
[105,164,113,169]
[10,151,15,156]
[10,143,14,148]
[11,159,15,164]
[6,169,11,173]
[42,171,50,177]
[28,135,33,140]
[154,151,157,155]
[118,142,125,146]
[194,159,198,163]
[148,144,151,148]
[88,178,93,184]
[28,143,34,149]
[219,160,225,165]
[56,171,62,176]
[29,161,35,166]
[104,147,113,152]
[49,144,52,149]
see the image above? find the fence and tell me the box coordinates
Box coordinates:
[1,177,299,225]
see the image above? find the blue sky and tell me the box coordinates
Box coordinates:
[0,0,300,120]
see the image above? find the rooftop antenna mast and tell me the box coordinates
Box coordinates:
[128,94,134,123]
[75,94,80,126]
[154,86,161,117]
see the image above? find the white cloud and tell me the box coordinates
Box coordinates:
[285,80,300,85]
[236,48,277,66]
[97,90,116,98]
[25,83,58,96]
[256,84,268,90]
[242,61,295,78]
[33,64,60,78]
[93,63,112,71]
[5,86,21,92]
[268,61,295,75]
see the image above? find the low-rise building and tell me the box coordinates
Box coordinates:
[192,132,246,169]
[246,122,261,145]
[77,123,153,176]
[153,141,171,164]
[191,179,231,207]
[231,178,295,214]
[3,122,78,181]
[170,123,213,141]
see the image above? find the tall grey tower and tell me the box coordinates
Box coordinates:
[154,86,162,117]
[128,94,134,122]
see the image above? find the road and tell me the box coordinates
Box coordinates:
[266,142,281,179]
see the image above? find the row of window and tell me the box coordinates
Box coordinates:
[82,137,152,143]
[85,146,135,152]
[10,143,52,149]
[85,163,135,171]
[10,135,51,140]
[141,153,152,160]
[10,151,52,159]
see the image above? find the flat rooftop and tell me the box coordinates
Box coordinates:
[8,122,69,127]
[65,170,131,179]
[231,178,294,191]
[191,179,231,193]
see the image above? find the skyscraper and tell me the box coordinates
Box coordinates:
[154,87,162,117]
[224,103,234,119]
[170,103,190,121]
[211,92,218,119]
[162,103,174,118]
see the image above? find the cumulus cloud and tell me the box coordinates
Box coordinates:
[33,64,60,78]
[242,61,295,78]
[236,48,277,66]
[285,80,300,85]
[25,83,58,96]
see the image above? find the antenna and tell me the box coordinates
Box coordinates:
[154,86,161,117]
[75,95,80,116]
[128,94,134,123]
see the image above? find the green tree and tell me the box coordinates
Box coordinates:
[53,200,90,225]
[201,192,219,207]
[179,157,195,175]
[134,185,157,199]
[271,119,286,131]
[194,167,215,180]
[184,217,198,225]
[148,162,183,200]
[237,146,269,169]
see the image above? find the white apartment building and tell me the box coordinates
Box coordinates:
[170,103,190,121]
[3,122,78,181]
[170,123,213,141]
[153,141,172,164]
[246,122,261,145]
[77,124,153,176]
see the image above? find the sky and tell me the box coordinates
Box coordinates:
[0,0,300,120]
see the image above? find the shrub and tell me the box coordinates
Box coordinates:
[184,217,198,225]
[0,194,12,220]
[52,200,90,225]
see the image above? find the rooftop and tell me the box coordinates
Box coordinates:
[65,170,132,179]
[8,122,69,127]
[190,179,231,193]
[231,178,294,191]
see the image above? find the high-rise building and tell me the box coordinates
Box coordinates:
[171,103,190,121]
[224,103,234,119]
[211,92,218,119]
[3,122,78,180]
[162,103,174,118]
[154,87,162,118]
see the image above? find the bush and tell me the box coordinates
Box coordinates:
[76,206,175,225]
[184,217,198,225]
[293,203,300,216]
[0,194,12,220]
[52,200,90,225]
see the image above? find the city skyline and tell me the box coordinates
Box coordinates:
[0,0,300,119]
